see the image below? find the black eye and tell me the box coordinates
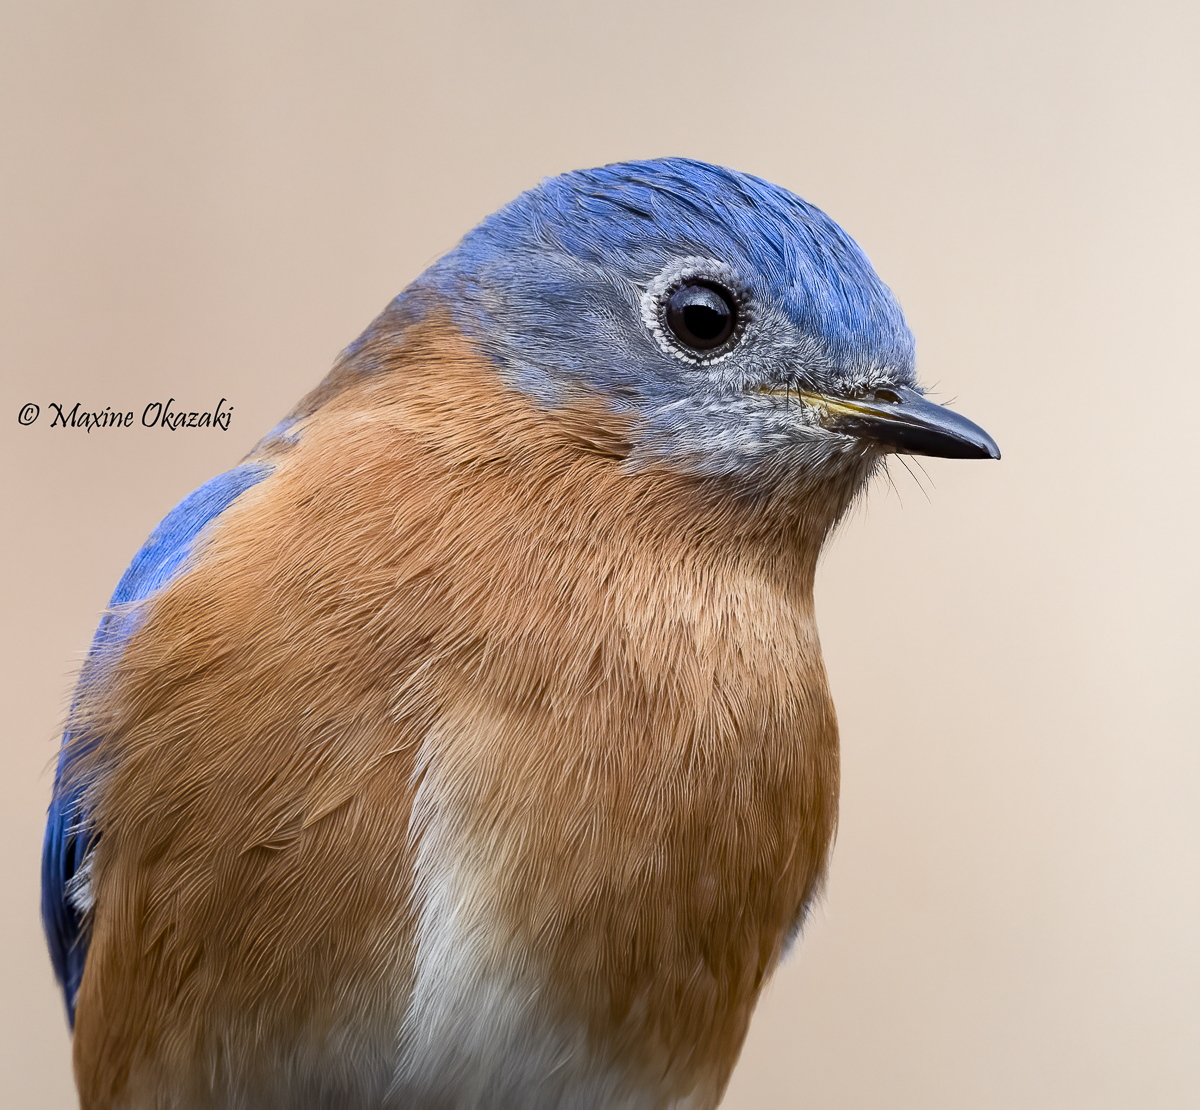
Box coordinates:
[665,281,736,351]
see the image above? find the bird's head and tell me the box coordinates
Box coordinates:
[332,158,997,537]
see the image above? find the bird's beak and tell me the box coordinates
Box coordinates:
[795,385,1000,459]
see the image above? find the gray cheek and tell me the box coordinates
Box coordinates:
[634,393,856,479]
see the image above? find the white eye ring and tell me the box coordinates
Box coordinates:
[641,257,752,365]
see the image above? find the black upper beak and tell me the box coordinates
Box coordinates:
[799,385,1000,460]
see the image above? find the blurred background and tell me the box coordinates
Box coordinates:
[3,1,1197,1106]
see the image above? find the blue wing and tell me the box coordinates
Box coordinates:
[42,461,273,1026]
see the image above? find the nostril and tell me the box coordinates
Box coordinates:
[873,387,901,404]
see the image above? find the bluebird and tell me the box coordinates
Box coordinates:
[43,158,998,1110]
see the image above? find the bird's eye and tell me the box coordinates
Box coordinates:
[642,260,749,363]
[665,281,737,351]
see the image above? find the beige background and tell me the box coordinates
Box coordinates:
[3,1,1197,1106]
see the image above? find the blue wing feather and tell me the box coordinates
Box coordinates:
[42,461,273,1025]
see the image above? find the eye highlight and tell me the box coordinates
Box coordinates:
[665,282,736,350]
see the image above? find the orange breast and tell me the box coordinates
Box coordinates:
[69,314,841,1109]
